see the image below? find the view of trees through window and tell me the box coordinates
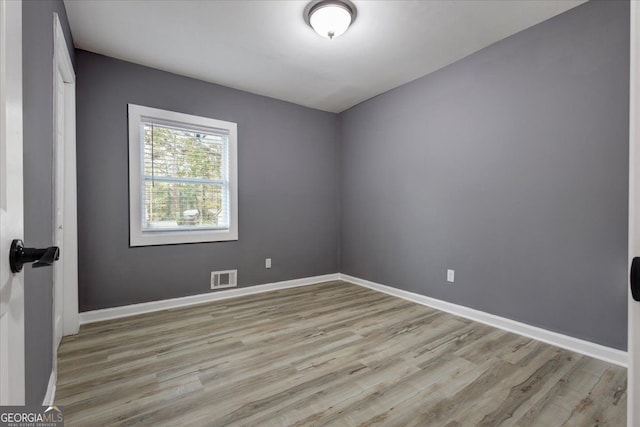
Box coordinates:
[142,122,228,230]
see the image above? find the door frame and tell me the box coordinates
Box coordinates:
[52,13,78,340]
[629,2,639,426]
[0,0,24,405]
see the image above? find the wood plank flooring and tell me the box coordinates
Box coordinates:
[56,281,626,426]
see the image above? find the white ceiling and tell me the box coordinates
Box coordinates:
[64,0,586,113]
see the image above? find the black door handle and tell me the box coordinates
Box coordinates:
[631,257,640,302]
[9,239,60,273]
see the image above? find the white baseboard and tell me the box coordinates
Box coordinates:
[79,273,341,325]
[77,271,628,368]
[339,274,628,368]
[42,370,56,406]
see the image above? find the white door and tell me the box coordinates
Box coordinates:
[0,0,25,405]
[52,13,78,343]
[53,70,64,349]
[630,2,640,427]
[50,16,78,395]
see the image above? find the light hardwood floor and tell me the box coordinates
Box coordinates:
[56,281,626,426]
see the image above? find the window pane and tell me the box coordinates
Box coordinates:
[142,181,226,230]
[143,122,226,181]
[129,104,238,245]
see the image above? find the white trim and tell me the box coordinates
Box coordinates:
[339,274,628,368]
[53,13,79,337]
[53,15,74,81]
[78,272,627,368]
[629,1,640,425]
[127,104,239,247]
[79,273,340,324]
[42,370,56,406]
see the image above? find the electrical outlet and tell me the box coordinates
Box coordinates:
[447,269,455,283]
[265,258,272,269]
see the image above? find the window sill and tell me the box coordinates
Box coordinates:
[130,229,238,247]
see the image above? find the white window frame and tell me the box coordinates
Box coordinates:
[128,104,238,246]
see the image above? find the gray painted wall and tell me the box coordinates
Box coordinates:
[340,0,630,350]
[75,51,339,311]
[22,0,75,405]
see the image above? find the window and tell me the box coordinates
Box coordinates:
[128,104,238,246]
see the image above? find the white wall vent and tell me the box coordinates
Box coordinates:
[211,270,237,289]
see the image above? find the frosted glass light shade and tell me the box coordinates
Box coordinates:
[309,3,353,39]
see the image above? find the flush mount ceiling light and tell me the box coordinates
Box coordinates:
[304,0,357,40]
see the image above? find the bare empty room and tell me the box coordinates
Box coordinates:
[2,0,640,425]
